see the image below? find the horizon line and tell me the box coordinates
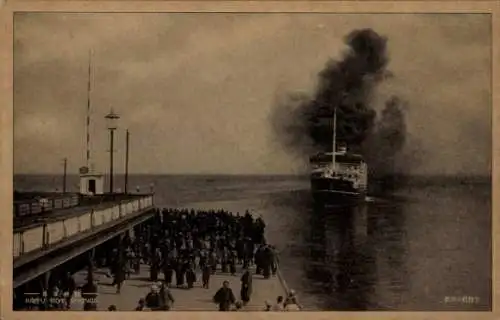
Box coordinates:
[14,172,305,176]
[13,172,491,178]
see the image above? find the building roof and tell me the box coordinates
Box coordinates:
[80,173,104,178]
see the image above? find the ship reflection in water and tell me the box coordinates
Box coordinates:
[294,180,491,311]
[305,202,395,310]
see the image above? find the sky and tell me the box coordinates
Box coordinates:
[13,13,491,176]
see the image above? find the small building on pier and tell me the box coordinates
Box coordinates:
[79,165,104,195]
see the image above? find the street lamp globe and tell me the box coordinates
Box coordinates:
[105,108,120,130]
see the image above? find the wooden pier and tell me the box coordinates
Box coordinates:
[12,192,292,312]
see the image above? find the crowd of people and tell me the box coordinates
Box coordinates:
[136,279,302,311]
[25,208,302,311]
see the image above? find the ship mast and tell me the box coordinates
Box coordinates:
[332,106,337,170]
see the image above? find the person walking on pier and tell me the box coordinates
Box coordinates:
[255,245,264,275]
[112,263,126,294]
[243,238,254,269]
[262,245,273,279]
[221,246,229,273]
[186,264,197,289]
[149,248,161,281]
[255,215,266,244]
[199,248,208,269]
[132,239,142,274]
[240,268,252,306]
[162,257,174,286]
[236,237,245,265]
[175,259,186,288]
[159,282,175,310]
[125,248,135,279]
[213,280,236,311]
[209,250,217,274]
[202,263,211,289]
[229,250,237,276]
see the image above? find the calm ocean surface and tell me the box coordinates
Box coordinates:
[13,174,492,311]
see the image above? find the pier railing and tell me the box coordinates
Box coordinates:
[13,194,154,260]
[14,193,80,216]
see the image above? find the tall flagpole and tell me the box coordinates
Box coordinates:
[86,49,93,170]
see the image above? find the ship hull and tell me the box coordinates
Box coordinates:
[311,177,365,205]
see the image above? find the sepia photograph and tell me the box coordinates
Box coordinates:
[10,10,491,312]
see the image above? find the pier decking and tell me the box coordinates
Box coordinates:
[69,263,288,311]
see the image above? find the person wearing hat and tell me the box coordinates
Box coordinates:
[213,280,236,311]
[145,284,161,311]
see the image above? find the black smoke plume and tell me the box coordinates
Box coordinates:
[271,28,407,178]
[363,96,407,179]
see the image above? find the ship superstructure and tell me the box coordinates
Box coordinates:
[309,108,368,201]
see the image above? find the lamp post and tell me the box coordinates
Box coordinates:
[105,109,120,194]
[124,130,130,194]
[62,158,67,193]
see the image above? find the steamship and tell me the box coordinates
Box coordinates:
[309,108,368,203]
